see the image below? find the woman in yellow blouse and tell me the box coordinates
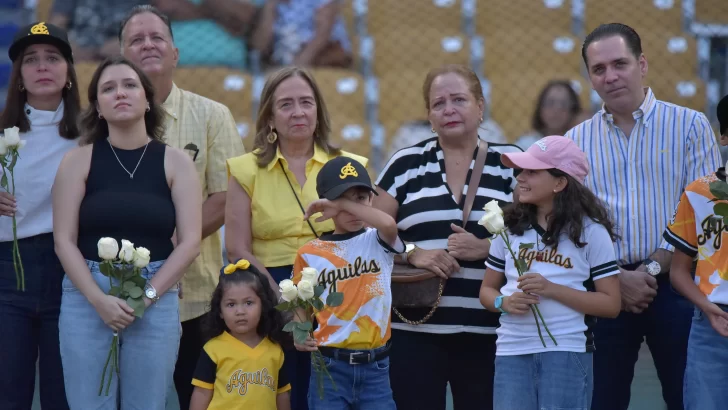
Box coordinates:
[225,66,367,410]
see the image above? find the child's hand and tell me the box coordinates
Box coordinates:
[502,292,539,315]
[304,199,341,222]
[517,272,555,297]
[294,335,319,352]
[704,302,728,337]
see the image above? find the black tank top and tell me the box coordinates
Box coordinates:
[78,139,176,262]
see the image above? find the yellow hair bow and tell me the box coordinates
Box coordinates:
[223,259,251,274]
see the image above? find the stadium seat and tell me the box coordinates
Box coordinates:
[309,68,368,156]
[476,0,572,37]
[0,62,11,88]
[0,23,18,47]
[0,0,22,9]
[483,31,582,77]
[376,68,430,145]
[695,0,728,24]
[36,0,53,21]
[367,0,461,35]
[371,28,471,75]
[584,0,683,33]
[647,74,707,114]
[640,31,698,78]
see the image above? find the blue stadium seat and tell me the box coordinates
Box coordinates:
[0,62,11,88]
[0,23,19,47]
[0,0,23,9]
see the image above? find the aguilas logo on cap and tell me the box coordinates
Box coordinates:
[30,22,50,35]
[339,162,358,179]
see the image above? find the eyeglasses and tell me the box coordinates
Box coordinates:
[184,143,199,161]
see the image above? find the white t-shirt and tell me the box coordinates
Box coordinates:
[485,220,619,355]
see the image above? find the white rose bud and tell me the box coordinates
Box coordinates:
[3,127,20,147]
[297,279,315,301]
[133,247,151,268]
[300,267,318,283]
[97,237,119,261]
[279,279,298,302]
[483,199,504,216]
[17,140,26,150]
[479,212,505,234]
[0,138,7,156]
[119,239,135,263]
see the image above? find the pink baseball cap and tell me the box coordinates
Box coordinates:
[501,135,589,183]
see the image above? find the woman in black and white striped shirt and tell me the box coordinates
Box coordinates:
[374,64,521,410]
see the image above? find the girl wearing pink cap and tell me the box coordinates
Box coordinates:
[480,135,622,409]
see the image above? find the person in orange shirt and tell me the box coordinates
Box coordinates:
[664,94,728,410]
[291,157,404,409]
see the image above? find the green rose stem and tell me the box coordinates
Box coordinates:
[1,161,24,291]
[292,305,334,399]
[500,232,557,347]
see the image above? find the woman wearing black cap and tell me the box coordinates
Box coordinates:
[0,22,80,409]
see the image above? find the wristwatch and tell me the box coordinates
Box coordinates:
[144,283,160,304]
[404,243,417,264]
[643,259,661,276]
[494,295,508,314]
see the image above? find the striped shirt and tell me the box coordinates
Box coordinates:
[375,137,521,334]
[565,88,722,266]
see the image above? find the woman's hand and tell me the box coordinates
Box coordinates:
[409,248,460,279]
[294,335,319,352]
[517,272,555,297]
[502,292,540,315]
[0,192,16,217]
[447,224,489,261]
[92,294,136,332]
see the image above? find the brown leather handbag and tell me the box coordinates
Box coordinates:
[391,140,489,325]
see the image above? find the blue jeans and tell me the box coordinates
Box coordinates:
[494,352,593,410]
[59,260,181,410]
[308,353,395,410]
[0,233,69,410]
[269,265,311,410]
[591,273,691,410]
[683,306,728,410]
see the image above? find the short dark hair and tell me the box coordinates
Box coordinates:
[118,5,174,44]
[0,53,81,139]
[79,56,166,145]
[581,23,642,67]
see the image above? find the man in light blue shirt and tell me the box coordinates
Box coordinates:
[566,23,722,410]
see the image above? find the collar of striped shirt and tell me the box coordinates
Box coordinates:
[565,87,723,266]
[600,87,657,125]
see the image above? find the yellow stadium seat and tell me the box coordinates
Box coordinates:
[309,68,368,156]
[584,0,683,33]
[695,0,728,24]
[371,28,471,75]
[640,31,698,78]
[476,0,572,36]
[35,0,53,22]
[483,31,582,76]
[367,0,461,35]
[377,69,430,140]
[647,75,707,114]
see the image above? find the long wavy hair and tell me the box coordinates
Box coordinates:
[204,264,290,348]
[504,169,619,248]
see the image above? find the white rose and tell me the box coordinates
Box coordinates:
[3,127,20,147]
[301,267,318,283]
[479,212,505,234]
[483,199,504,216]
[119,239,135,263]
[17,140,26,150]
[297,279,315,301]
[97,237,119,261]
[0,138,7,156]
[133,247,151,268]
[279,279,298,302]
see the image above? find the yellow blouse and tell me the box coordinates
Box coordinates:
[227,145,368,267]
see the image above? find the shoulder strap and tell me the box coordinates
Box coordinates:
[462,139,488,225]
[278,159,319,238]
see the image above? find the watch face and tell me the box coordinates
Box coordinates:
[145,289,155,298]
[405,244,415,253]
[647,262,660,276]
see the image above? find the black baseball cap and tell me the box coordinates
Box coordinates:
[316,156,378,200]
[719,94,728,136]
[9,22,74,63]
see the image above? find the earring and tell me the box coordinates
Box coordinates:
[431,127,436,134]
[18,83,25,92]
[479,116,483,123]
[146,103,150,112]
[66,81,72,90]
[98,112,103,119]
[267,127,278,144]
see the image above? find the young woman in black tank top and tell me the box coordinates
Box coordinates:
[52,57,202,410]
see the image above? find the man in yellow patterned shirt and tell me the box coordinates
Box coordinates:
[119,6,245,409]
